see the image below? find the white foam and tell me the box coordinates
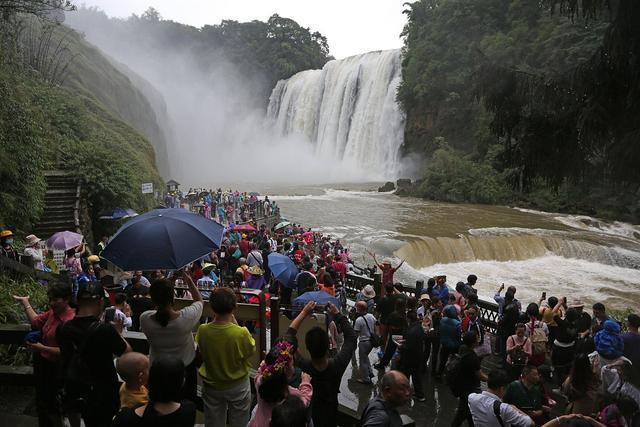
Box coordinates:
[554,215,640,240]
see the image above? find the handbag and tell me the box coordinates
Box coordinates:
[362,315,382,348]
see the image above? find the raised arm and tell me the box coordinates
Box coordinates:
[289,301,317,331]
[183,270,203,303]
[327,303,357,374]
[13,295,38,324]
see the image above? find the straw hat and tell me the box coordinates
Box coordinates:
[419,293,431,302]
[25,234,41,247]
[202,263,217,275]
[248,265,264,276]
[362,285,376,299]
[569,299,585,308]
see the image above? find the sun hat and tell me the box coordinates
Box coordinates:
[419,294,431,302]
[382,258,392,265]
[362,285,376,299]
[25,234,41,246]
[569,299,585,308]
[248,265,264,276]
[0,230,14,238]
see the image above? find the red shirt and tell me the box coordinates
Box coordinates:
[32,307,75,361]
[381,265,396,286]
[239,240,250,257]
[332,261,347,281]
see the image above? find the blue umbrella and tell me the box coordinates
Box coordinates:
[99,207,138,220]
[293,291,340,308]
[267,253,299,288]
[101,208,224,270]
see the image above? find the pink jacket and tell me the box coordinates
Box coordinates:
[248,372,312,427]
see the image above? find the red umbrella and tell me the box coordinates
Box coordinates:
[234,224,256,232]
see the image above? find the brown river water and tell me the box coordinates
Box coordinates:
[207,183,640,310]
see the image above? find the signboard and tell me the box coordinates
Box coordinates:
[141,182,154,194]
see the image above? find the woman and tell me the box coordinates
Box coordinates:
[540,296,560,344]
[562,353,600,416]
[525,303,549,366]
[248,341,312,427]
[592,320,625,373]
[437,305,461,375]
[24,234,45,270]
[506,323,533,380]
[140,272,202,406]
[14,282,75,427]
[112,356,196,427]
[553,300,578,384]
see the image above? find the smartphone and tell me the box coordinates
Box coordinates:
[104,307,116,323]
[542,292,546,299]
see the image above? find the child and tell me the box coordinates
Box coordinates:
[116,352,150,409]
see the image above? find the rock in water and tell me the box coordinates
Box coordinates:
[378,182,395,192]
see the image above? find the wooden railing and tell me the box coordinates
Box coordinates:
[0,254,62,282]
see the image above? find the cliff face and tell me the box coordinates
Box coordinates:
[61,29,172,178]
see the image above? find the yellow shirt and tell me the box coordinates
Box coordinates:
[196,322,256,390]
[119,383,149,409]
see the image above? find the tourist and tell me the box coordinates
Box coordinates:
[355,284,376,313]
[525,303,549,366]
[468,369,534,427]
[540,296,560,345]
[438,304,461,376]
[269,395,311,427]
[454,281,467,309]
[112,356,196,427]
[64,247,83,286]
[504,365,554,425]
[506,323,533,380]
[111,293,132,331]
[497,289,520,358]
[591,303,610,335]
[294,262,317,296]
[367,250,405,293]
[376,283,397,346]
[397,310,426,400]
[115,352,150,409]
[57,282,131,427]
[285,301,357,427]
[495,284,522,314]
[128,283,154,332]
[133,270,151,287]
[0,229,19,260]
[427,295,443,376]
[354,300,377,385]
[247,242,263,267]
[246,266,266,290]
[622,313,640,368]
[140,273,203,405]
[591,319,624,372]
[417,293,430,319]
[600,359,640,412]
[196,287,256,427]
[375,311,405,372]
[360,370,411,427]
[462,306,490,358]
[569,299,592,346]
[23,234,45,270]
[562,354,600,416]
[432,274,450,303]
[248,341,312,427]
[14,282,74,427]
[463,274,478,298]
[552,301,579,384]
[451,331,486,426]
[97,235,108,256]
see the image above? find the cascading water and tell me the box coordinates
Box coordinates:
[267,49,405,179]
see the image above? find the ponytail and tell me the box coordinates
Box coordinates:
[154,307,171,327]
[149,278,174,328]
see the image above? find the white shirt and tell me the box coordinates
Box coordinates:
[468,391,533,427]
[24,247,44,270]
[354,313,376,342]
[140,301,203,365]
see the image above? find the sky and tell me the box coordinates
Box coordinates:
[75,0,410,59]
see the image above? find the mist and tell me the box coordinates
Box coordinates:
[64,8,380,187]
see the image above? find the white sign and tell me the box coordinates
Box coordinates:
[141,182,154,194]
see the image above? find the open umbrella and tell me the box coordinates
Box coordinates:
[293,291,340,307]
[267,253,299,288]
[99,207,138,220]
[274,221,291,231]
[47,231,83,250]
[101,208,224,271]
[249,192,260,196]
[234,224,256,232]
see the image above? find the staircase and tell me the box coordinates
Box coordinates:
[33,171,81,239]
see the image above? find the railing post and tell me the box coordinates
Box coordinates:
[415,280,424,296]
[270,296,280,347]
[374,272,382,298]
[259,291,267,359]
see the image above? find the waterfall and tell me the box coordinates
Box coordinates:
[267,49,405,179]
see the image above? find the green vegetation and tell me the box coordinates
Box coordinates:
[66,6,332,102]
[398,0,639,222]
[0,7,164,232]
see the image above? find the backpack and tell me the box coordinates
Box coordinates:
[510,336,529,365]
[530,319,547,357]
[445,353,464,397]
[361,315,382,348]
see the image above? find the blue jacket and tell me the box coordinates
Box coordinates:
[433,283,449,302]
[440,316,461,350]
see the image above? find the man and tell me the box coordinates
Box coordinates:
[622,313,640,368]
[354,300,377,384]
[452,332,487,426]
[286,301,357,427]
[96,235,108,256]
[463,274,478,298]
[360,371,411,427]
[196,287,256,427]
[397,310,426,401]
[591,302,610,335]
[0,229,19,260]
[247,242,263,268]
[417,294,431,319]
[503,365,553,425]
[295,262,317,296]
[495,284,522,315]
[57,282,131,427]
[468,369,534,427]
[375,283,398,347]
[432,275,449,303]
[133,271,151,288]
[497,290,520,359]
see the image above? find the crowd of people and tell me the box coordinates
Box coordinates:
[3,207,640,427]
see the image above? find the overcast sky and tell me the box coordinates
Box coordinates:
[74,0,409,59]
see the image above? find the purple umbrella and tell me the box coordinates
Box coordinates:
[47,231,83,250]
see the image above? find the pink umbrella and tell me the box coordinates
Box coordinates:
[46,231,84,250]
[234,224,256,232]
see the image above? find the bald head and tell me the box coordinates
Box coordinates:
[356,300,368,314]
[116,352,149,385]
[380,370,410,407]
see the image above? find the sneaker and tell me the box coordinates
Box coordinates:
[414,395,426,402]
